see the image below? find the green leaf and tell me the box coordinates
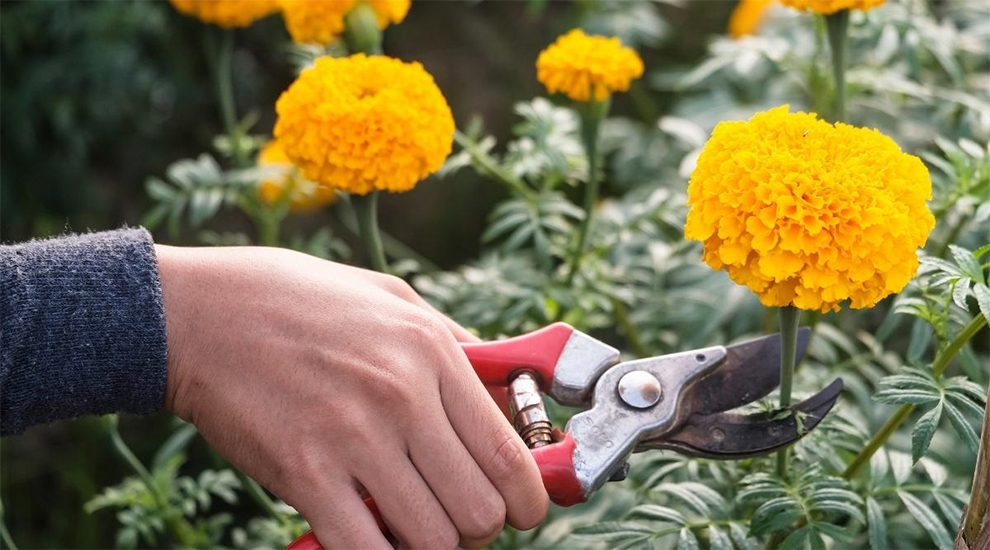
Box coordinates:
[911,401,943,463]
[629,505,686,526]
[151,423,199,471]
[779,526,809,550]
[974,284,990,323]
[866,497,888,550]
[932,492,964,526]
[708,526,733,550]
[949,245,984,282]
[942,400,980,454]
[573,522,657,542]
[677,527,699,550]
[898,490,954,550]
[729,522,759,550]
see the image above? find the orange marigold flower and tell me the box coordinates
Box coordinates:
[536,29,644,102]
[780,0,884,14]
[170,0,278,28]
[684,105,934,312]
[278,0,411,45]
[257,140,336,212]
[728,0,776,38]
[274,54,454,195]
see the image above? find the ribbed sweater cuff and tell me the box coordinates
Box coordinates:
[0,228,168,435]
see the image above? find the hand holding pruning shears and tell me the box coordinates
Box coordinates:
[288,321,842,549]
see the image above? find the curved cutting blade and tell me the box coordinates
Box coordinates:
[638,377,843,458]
[677,328,811,417]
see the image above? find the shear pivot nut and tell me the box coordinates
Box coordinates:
[617,371,662,409]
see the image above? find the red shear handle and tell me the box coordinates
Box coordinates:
[285,434,583,550]
[460,322,574,390]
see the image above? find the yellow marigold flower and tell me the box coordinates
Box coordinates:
[780,0,884,14]
[684,105,934,312]
[170,0,278,28]
[536,29,644,102]
[278,0,411,45]
[274,54,454,195]
[729,0,775,38]
[257,140,337,212]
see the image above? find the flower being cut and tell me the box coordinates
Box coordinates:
[536,29,644,102]
[257,140,336,212]
[780,0,884,14]
[274,54,454,195]
[684,105,934,312]
[278,0,411,45]
[170,0,278,28]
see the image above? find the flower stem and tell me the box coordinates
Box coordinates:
[566,98,609,285]
[842,314,987,479]
[0,500,17,550]
[352,192,389,273]
[215,30,247,166]
[344,3,383,55]
[776,306,801,479]
[825,10,850,122]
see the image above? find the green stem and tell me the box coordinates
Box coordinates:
[452,130,535,200]
[343,3,383,55]
[258,211,281,247]
[842,314,987,479]
[610,296,650,358]
[776,306,801,479]
[107,419,200,547]
[352,192,389,273]
[235,471,293,529]
[0,504,17,550]
[825,10,850,122]
[215,30,247,166]
[566,99,608,285]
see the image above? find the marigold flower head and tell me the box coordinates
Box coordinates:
[170,0,278,28]
[278,0,411,45]
[536,29,644,102]
[684,105,934,312]
[274,54,454,195]
[729,0,776,38]
[780,0,884,14]
[257,140,337,211]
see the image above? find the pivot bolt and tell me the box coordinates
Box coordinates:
[617,370,662,409]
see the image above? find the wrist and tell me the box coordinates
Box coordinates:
[155,244,195,418]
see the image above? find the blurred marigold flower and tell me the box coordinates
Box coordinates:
[274,54,453,195]
[278,0,411,45]
[257,140,337,212]
[536,29,644,103]
[780,0,884,14]
[728,0,775,38]
[170,0,278,28]
[684,105,934,312]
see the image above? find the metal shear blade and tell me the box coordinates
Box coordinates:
[641,378,844,458]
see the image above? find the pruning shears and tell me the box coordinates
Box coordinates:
[288,322,843,550]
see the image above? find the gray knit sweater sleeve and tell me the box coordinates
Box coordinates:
[0,228,168,436]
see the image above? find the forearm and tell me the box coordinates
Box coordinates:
[0,228,168,435]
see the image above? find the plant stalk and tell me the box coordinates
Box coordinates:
[776,306,801,479]
[352,192,389,273]
[842,314,987,479]
[958,384,990,548]
[566,98,608,285]
[215,30,247,166]
[825,10,850,122]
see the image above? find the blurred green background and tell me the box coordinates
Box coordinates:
[0,1,732,547]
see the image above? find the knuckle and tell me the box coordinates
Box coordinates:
[418,522,459,550]
[458,496,506,544]
[486,429,528,486]
[379,274,416,299]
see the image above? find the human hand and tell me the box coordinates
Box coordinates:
[155,245,548,549]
